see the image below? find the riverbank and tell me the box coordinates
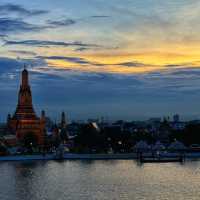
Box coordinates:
[0,152,200,161]
[0,153,136,161]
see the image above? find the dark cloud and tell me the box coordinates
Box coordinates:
[74,47,89,51]
[0,17,79,35]
[0,18,43,33]
[158,67,200,80]
[47,19,76,27]
[37,55,98,65]
[5,39,101,48]
[90,15,110,18]
[9,50,37,56]
[0,57,47,76]
[0,3,48,16]
[38,56,153,68]
[0,33,7,38]
[165,63,194,68]
[116,61,148,67]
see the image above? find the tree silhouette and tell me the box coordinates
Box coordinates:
[22,132,38,152]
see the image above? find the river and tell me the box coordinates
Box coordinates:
[0,160,200,200]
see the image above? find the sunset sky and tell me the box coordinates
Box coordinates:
[1,0,200,121]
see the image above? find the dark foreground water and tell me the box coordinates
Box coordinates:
[0,160,200,200]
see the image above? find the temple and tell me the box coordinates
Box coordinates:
[7,68,45,146]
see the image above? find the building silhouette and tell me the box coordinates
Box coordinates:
[7,68,45,146]
[61,111,67,129]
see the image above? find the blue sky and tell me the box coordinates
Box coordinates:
[1,0,200,121]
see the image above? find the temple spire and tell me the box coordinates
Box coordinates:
[15,68,35,119]
[21,66,29,87]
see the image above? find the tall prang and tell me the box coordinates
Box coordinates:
[8,68,45,146]
[14,68,36,119]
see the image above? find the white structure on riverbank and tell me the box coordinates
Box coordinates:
[168,141,187,151]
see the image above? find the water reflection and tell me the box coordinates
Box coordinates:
[0,160,200,200]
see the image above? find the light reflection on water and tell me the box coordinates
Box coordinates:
[0,160,200,200]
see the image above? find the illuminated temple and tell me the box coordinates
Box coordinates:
[7,68,45,145]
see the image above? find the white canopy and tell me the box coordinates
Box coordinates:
[134,140,149,150]
[152,141,165,150]
[168,141,187,150]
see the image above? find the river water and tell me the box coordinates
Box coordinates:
[0,160,200,200]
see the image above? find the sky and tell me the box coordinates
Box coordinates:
[1,0,200,121]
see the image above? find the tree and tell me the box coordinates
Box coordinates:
[22,132,38,153]
[74,123,106,153]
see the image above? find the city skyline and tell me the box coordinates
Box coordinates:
[1,0,200,120]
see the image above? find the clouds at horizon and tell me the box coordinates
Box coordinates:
[1,56,200,120]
